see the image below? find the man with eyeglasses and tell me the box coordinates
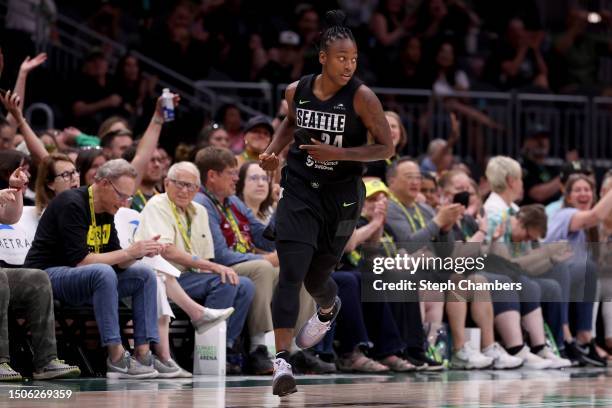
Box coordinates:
[135,161,254,375]
[25,159,164,379]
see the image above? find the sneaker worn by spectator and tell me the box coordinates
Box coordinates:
[246,345,273,374]
[154,356,191,378]
[451,344,494,369]
[565,340,607,367]
[403,347,445,371]
[0,363,22,381]
[296,296,341,349]
[107,351,158,379]
[290,349,337,374]
[226,350,243,375]
[537,346,572,369]
[191,307,235,334]
[514,345,552,369]
[33,359,81,380]
[337,348,389,373]
[272,358,297,396]
[482,343,523,369]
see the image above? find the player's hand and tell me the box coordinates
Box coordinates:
[259,152,280,171]
[299,138,344,161]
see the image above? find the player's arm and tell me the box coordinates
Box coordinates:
[260,82,298,170]
[341,85,394,162]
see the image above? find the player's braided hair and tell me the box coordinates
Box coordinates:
[320,10,355,51]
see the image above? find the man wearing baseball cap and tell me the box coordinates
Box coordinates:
[236,116,274,167]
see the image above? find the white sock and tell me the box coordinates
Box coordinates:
[250,332,266,352]
[290,338,300,354]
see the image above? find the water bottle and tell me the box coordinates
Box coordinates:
[161,88,175,122]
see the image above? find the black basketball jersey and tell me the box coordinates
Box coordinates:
[286,74,368,183]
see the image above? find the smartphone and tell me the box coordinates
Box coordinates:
[453,191,470,207]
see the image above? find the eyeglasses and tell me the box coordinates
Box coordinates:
[169,178,199,192]
[247,175,270,183]
[55,169,79,182]
[109,180,133,203]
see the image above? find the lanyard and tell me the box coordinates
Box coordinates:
[390,195,425,232]
[381,231,397,258]
[88,185,100,254]
[136,188,158,206]
[170,201,193,253]
[203,189,251,253]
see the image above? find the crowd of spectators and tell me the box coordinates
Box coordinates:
[1,0,612,382]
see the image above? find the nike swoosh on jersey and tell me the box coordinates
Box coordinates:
[343,202,356,207]
[298,100,310,105]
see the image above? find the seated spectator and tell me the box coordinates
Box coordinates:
[24,159,163,379]
[597,171,612,353]
[520,126,562,205]
[215,104,244,154]
[236,116,274,168]
[237,162,275,224]
[258,31,303,84]
[76,148,107,186]
[70,49,125,134]
[546,161,594,218]
[441,171,569,368]
[194,147,320,375]
[114,53,157,128]
[364,111,408,182]
[420,113,459,176]
[335,180,419,372]
[420,172,439,210]
[196,124,230,151]
[101,129,133,160]
[413,0,481,58]
[136,162,254,376]
[544,174,612,366]
[551,8,612,95]
[0,166,80,381]
[385,157,461,369]
[98,116,130,140]
[484,18,549,91]
[126,147,163,212]
[34,153,80,214]
[368,0,413,80]
[484,157,571,367]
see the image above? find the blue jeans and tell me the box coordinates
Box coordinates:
[177,271,254,347]
[46,263,159,347]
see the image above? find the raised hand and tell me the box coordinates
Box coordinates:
[9,166,30,191]
[20,53,47,75]
[0,90,24,121]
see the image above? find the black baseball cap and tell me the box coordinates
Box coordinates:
[244,115,274,136]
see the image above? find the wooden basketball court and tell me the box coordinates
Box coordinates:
[2,368,612,407]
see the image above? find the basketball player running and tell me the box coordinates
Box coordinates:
[259,10,394,396]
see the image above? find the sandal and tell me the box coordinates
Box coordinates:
[379,355,416,372]
[338,350,389,373]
